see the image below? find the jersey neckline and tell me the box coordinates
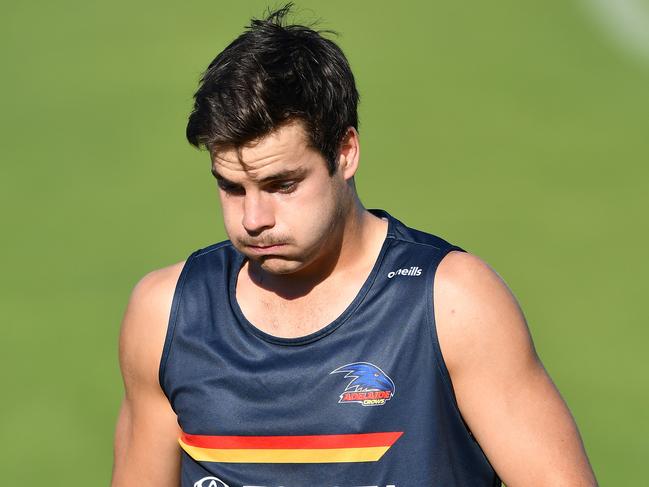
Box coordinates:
[227,209,396,346]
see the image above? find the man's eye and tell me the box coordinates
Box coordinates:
[271,181,298,193]
[218,182,245,195]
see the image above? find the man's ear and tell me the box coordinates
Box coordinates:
[337,127,360,180]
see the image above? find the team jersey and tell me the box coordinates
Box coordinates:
[159,209,501,487]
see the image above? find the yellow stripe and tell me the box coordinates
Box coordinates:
[179,439,390,463]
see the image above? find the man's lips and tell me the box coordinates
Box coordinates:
[245,243,287,254]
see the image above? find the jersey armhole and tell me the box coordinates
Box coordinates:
[426,245,476,437]
[158,252,196,396]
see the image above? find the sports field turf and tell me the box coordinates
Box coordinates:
[2,1,648,484]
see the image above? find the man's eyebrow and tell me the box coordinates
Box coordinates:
[210,167,306,184]
[257,168,306,183]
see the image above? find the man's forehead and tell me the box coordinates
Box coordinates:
[210,122,312,178]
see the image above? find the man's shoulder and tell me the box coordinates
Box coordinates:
[126,260,188,320]
[121,239,236,334]
[434,250,531,373]
[435,250,501,291]
[434,250,519,326]
[125,259,188,318]
[119,260,187,385]
[135,260,187,295]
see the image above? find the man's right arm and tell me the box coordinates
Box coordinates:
[111,262,185,487]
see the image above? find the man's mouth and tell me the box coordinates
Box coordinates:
[246,243,286,254]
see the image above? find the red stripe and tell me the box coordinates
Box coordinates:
[181,431,403,450]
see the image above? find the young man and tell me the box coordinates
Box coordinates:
[112,6,598,487]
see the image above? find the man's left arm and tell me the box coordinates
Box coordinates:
[434,251,598,487]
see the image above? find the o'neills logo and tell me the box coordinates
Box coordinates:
[387,266,422,279]
[330,362,395,406]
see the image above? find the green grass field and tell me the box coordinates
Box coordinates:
[2,1,648,484]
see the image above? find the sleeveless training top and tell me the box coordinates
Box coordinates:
[160,209,501,487]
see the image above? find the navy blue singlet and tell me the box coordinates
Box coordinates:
[160,209,501,487]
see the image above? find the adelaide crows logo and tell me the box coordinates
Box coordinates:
[330,362,395,406]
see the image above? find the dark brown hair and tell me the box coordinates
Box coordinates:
[186,3,359,175]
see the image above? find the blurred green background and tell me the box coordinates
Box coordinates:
[2,0,648,484]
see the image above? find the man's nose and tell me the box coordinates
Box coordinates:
[242,191,275,234]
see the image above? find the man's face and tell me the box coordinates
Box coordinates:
[211,121,351,275]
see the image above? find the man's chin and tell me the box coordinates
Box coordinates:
[250,255,304,275]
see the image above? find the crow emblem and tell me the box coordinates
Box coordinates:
[330,362,395,406]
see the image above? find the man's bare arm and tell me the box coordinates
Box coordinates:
[112,262,185,487]
[435,251,597,487]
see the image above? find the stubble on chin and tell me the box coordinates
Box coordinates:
[245,254,306,280]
